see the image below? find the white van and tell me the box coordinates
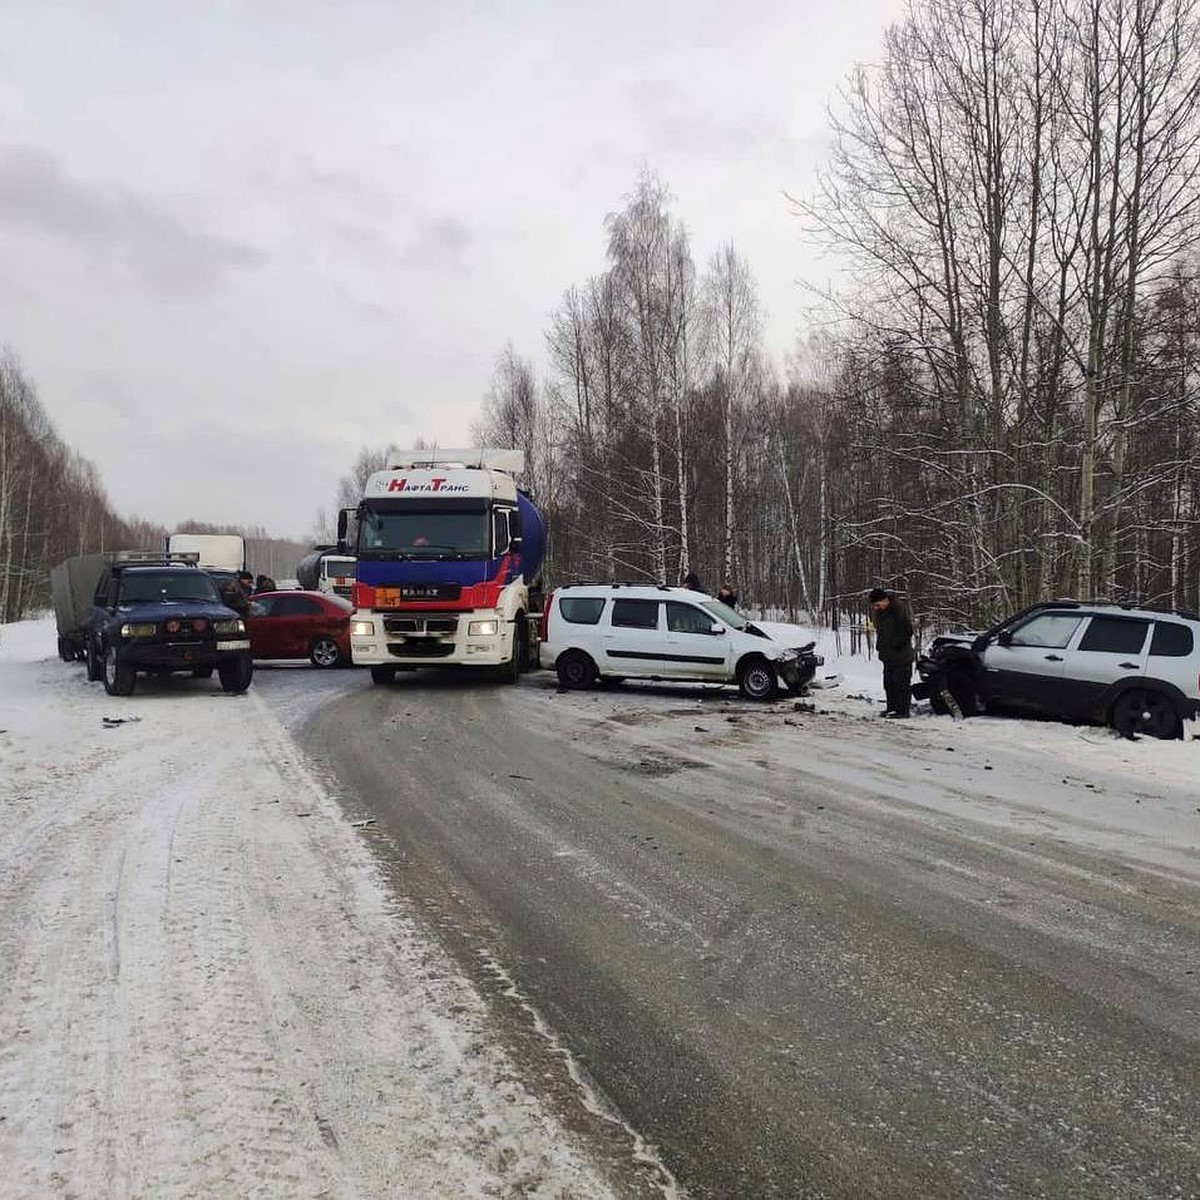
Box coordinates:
[540,583,822,699]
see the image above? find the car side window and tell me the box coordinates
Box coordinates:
[666,602,715,634]
[559,597,605,624]
[1078,616,1149,655]
[274,596,322,617]
[1008,612,1083,648]
[1150,621,1194,657]
[611,599,659,630]
[253,597,276,617]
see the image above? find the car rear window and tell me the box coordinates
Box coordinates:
[1078,616,1150,654]
[1150,621,1195,657]
[559,597,605,625]
[611,599,659,629]
[272,595,323,616]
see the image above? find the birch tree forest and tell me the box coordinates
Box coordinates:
[0,353,310,624]
[477,0,1200,631]
[0,353,163,625]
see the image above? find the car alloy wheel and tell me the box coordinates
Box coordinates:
[310,636,342,668]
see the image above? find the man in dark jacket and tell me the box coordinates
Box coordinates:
[869,587,915,717]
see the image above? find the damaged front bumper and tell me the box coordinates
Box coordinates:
[773,643,823,692]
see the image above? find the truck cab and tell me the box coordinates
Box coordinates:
[344,449,544,684]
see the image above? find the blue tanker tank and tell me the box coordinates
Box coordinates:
[516,491,546,583]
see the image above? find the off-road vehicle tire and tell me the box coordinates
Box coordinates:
[1110,688,1181,740]
[218,654,253,694]
[103,647,136,697]
[86,635,105,682]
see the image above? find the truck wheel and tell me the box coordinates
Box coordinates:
[86,635,105,682]
[309,636,342,668]
[370,665,396,685]
[103,647,136,697]
[218,654,253,694]
[497,622,526,685]
[737,657,778,701]
[555,650,597,690]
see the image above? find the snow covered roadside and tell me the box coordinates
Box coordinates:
[0,617,623,1199]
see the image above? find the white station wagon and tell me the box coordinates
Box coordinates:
[540,583,822,700]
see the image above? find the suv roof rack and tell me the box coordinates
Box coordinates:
[107,551,200,566]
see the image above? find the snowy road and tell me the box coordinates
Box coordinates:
[3,614,1199,1198]
[299,667,1200,1199]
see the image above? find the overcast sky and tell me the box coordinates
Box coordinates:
[1,1,907,540]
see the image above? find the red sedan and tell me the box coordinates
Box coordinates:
[245,590,352,668]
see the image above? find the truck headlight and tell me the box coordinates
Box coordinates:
[468,619,499,637]
[352,620,376,637]
[121,622,158,638]
[213,618,246,635]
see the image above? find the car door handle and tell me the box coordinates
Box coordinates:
[1043,654,1063,661]
[1118,661,1140,669]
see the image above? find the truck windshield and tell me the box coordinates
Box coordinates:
[119,571,219,604]
[321,557,356,579]
[358,510,490,558]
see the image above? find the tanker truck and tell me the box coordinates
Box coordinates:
[296,545,357,599]
[339,448,546,685]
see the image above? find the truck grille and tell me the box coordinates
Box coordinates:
[387,642,455,658]
[383,615,460,636]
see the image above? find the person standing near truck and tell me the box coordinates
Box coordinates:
[869,587,915,718]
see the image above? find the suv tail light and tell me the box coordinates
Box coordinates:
[539,590,554,642]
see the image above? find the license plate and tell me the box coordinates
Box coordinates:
[217,640,251,651]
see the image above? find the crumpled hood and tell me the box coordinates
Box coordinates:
[751,620,820,653]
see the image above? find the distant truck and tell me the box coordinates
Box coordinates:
[165,533,246,588]
[51,551,144,661]
[340,448,546,684]
[295,546,357,599]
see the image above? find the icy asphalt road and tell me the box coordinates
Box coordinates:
[290,665,1200,1200]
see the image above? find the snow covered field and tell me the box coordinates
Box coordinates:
[1,613,1196,1198]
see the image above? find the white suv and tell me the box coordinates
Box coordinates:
[540,584,822,700]
[916,600,1200,738]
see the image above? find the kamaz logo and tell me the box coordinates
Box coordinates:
[386,477,470,493]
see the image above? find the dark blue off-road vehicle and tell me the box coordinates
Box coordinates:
[85,553,253,697]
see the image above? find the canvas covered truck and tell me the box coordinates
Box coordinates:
[340,448,546,684]
[52,551,143,661]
